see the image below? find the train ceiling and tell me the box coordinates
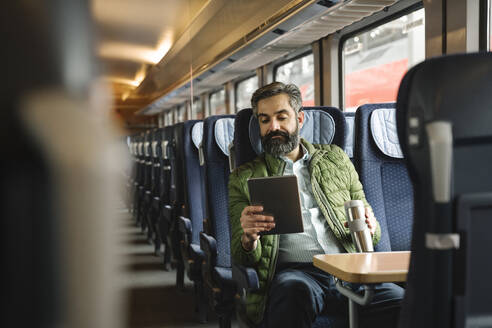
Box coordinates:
[92,0,396,126]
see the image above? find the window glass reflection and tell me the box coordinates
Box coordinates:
[166,110,173,126]
[343,8,425,111]
[192,97,203,119]
[236,75,258,111]
[275,53,314,106]
[210,89,226,115]
[176,105,185,122]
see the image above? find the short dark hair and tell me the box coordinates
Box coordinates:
[250,82,302,116]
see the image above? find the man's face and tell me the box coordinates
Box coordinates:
[256,93,304,157]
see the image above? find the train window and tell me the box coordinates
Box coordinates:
[192,97,203,120]
[235,75,258,112]
[274,53,314,106]
[173,107,178,123]
[343,8,425,111]
[167,110,174,125]
[209,88,226,115]
[176,105,186,123]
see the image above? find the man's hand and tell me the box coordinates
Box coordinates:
[364,207,377,236]
[240,205,275,251]
[343,207,377,236]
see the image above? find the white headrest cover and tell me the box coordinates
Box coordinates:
[344,115,355,158]
[249,110,335,154]
[192,122,203,149]
[370,108,403,158]
[144,141,150,156]
[151,141,158,157]
[215,118,235,156]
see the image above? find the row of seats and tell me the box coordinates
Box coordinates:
[126,102,414,327]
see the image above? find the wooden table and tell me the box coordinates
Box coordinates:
[313,251,410,328]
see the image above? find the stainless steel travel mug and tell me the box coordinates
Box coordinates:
[344,200,374,252]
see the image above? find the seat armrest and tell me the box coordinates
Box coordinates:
[178,216,193,254]
[232,263,260,294]
[199,232,217,287]
[199,232,217,266]
[178,216,192,234]
[162,204,173,224]
[189,243,204,261]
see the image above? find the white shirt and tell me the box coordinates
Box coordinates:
[278,144,345,263]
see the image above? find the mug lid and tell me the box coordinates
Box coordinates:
[344,200,364,210]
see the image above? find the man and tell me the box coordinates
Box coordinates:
[228,82,404,327]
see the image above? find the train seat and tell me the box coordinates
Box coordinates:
[175,120,208,321]
[232,106,347,327]
[148,128,163,254]
[354,104,413,252]
[199,115,237,328]
[176,120,206,279]
[140,131,153,234]
[173,120,207,308]
[159,126,176,270]
[133,137,145,225]
[396,53,492,328]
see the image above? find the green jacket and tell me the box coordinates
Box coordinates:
[228,139,381,324]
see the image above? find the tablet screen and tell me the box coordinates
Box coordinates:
[247,175,304,235]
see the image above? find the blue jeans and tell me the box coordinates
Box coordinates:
[263,263,404,328]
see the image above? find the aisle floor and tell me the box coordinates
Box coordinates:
[119,214,238,328]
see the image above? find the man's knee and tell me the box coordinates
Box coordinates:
[270,273,315,302]
[373,283,405,304]
[266,271,322,327]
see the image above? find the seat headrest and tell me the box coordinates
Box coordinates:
[370,107,403,158]
[138,142,143,156]
[144,141,150,157]
[344,114,355,158]
[214,118,235,156]
[192,122,203,149]
[151,141,158,157]
[248,110,335,154]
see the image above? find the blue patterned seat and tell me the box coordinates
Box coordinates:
[132,135,144,224]
[138,131,153,233]
[199,115,237,328]
[354,104,413,252]
[175,120,208,321]
[232,106,347,328]
[148,128,164,254]
[158,125,176,270]
[396,53,492,328]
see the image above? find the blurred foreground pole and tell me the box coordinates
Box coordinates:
[1,1,125,327]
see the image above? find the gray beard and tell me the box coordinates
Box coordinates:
[261,123,300,157]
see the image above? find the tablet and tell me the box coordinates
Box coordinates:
[247,175,304,235]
